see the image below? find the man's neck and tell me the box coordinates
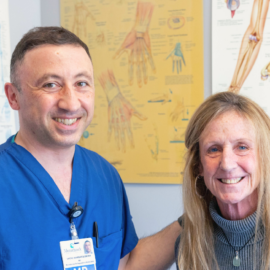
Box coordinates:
[15,131,75,203]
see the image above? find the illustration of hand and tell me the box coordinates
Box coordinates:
[98,70,147,152]
[166,43,186,74]
[114,2,155,88]
[170,100,185,122]
[261,62,270,80]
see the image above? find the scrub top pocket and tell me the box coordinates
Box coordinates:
[93,229,123,270]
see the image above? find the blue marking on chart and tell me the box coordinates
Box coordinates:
[170,140,185,143]
[148,100,171,103]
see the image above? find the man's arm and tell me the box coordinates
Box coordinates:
[119,221,182,270]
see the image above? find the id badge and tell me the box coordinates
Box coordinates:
[60,238,97,270]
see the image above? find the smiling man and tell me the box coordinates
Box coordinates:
[1,27,180,269]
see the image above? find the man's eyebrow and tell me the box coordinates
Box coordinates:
[36,74,61,86]
[35,72,94,86]
[75,72,94,85]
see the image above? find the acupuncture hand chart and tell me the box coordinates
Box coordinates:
[0,0,16,144]
[213,0,270,116]
[61,0,204,184]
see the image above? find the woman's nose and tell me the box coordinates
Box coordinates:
[219,147,237,172]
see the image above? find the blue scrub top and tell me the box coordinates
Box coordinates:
[0,136,138,269]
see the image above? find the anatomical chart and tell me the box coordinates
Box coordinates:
[0,0,16,144]
[61,0,204,184]
[212,0,270,115]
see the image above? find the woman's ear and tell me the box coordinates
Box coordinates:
[199,162,204,177]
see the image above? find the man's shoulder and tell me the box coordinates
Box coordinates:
[76,145,123,187]
[76,145,118,171]
[0,136,14,155]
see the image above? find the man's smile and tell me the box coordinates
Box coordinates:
[54,118,79,126]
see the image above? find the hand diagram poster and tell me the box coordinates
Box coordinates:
[212,0,270,115]
[61,0,204,184]
[0,0,16,144]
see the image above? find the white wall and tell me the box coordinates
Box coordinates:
[9,0,212,269]
[8,0,41,130]
[9,0,41,52]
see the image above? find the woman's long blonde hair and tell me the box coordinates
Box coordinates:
[178,92,270,270]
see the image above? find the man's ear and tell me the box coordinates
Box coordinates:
[5,83,20,110]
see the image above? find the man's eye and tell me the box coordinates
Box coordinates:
[77,82,88,87]
[238,145,248,150]
[44,83,56,88]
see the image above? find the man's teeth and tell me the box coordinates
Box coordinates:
[220,178,242,184]
[55,118,77,125]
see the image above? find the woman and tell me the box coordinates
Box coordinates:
[176,92,270,269]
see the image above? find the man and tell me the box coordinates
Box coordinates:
[2,27,181,269]
[84,240,93,254]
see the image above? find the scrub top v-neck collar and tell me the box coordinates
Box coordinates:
[8,139,85,216]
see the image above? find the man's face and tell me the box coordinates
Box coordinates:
[15,44,95,149]
[85,242,91,253]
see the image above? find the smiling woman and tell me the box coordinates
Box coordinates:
[175,92,270,270]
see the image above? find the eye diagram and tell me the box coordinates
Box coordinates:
[167,16,185,30]
[98,70,147,152]
[226,0,240,18]
[114,1,156,88]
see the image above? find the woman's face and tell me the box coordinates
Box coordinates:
[199,111,259,215]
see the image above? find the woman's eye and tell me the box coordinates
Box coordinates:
[237,145,249,151]
[208,147,218,153]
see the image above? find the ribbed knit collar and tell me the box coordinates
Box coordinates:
[209,199,264,247]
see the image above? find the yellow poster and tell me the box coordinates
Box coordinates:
[61,0,204,184]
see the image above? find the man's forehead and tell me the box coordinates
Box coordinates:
[21,44,91,64]
[17,44,93,73]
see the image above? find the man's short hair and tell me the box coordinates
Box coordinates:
[10,26,92,91]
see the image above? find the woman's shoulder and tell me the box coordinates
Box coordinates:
[175,215,184,267]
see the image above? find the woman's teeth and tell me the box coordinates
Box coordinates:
[220,177,243,184]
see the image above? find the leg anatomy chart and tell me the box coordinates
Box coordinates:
[61,0,204,184]
[212,0,270,115]
[0,0,16,143]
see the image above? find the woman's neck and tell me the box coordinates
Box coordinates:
[217,190,258,220]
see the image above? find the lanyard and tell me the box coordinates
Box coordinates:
[68,202,83,240]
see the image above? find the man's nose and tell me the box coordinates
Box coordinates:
[58,85,81,112]
[219,147,237,172]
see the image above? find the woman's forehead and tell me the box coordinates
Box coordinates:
[200,110,256,143]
